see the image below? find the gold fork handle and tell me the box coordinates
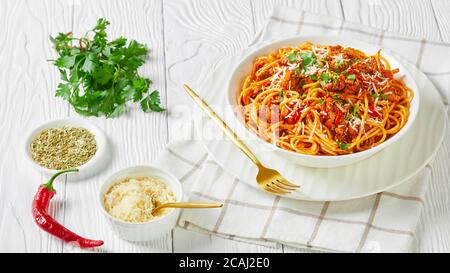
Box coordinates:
[152,202,223,215]
[183,84,260,165]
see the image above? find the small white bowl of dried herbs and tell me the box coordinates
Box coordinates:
[24,119,109,178]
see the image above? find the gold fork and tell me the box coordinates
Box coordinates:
[152,202,223,215]
[183,84,300,195]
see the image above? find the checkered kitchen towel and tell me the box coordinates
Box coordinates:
[155,6,449,252]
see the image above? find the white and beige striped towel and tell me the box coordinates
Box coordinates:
[155,6,449,252]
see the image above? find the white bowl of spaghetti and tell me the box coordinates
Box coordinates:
[227,36,419,168]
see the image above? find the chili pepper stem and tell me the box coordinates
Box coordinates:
[43,169,79,192]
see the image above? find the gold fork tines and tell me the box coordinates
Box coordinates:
[256,163,299,195]
[183,84,300,195]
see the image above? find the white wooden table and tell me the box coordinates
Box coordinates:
[1,0,449,253]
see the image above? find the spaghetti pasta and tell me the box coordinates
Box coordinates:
[238,42,412,156]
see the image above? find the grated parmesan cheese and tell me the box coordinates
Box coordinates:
[104,176,176,223]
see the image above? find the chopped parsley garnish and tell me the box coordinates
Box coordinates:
[353,104,359,118]
[309,74,318,81]
[334,65,340,73]
[332,94,341,101]
[332,73,339,83]
[300,93,307,99]
[287,52,298,63]
[299,51,316,70]
[286,51,316,73]
[300,51,316,68]
[371,93,388,101]
[279,90,285,102]
[347,74,356,80]
[320,73,329,86]
[318,99,325,105]
[337,141,349,150]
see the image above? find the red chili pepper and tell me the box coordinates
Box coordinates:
[368,105,381,118]
[32,169,104,249]
[335,109,343,125]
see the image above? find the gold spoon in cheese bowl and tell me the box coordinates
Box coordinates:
[182,84,300,195]
[151,202,223,215]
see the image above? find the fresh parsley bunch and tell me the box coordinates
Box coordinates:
[50,18,164,118]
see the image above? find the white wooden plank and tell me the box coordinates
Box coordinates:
[251,0,344,30]
[62,0,171,253]
[0,0,72,253]
[163,0,282,253]
[341,0,441,40]
[163,0,255,110]
[431,0,450,42]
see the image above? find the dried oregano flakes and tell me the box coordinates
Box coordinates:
[30,127,97,170]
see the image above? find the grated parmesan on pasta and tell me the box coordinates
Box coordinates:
[104,176,176,223]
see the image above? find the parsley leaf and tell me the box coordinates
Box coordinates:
[332,94,341,102]
[320,73,329,86]
[347,74,356,80]
[55,83,71,99]
[279,90,285,102]
[81,53,95,73]
[55,55,76,68]
[336,141,349,150]
[299,51,316,70]
[295,67,301,76]
[50,18,164,118]
[141,90,165,112]
[287,52,298,63]
[353,104,359,118]
[334,65,340,73]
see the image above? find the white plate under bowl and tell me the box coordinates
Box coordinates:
[194,47,446,201]
[24,118,109,179]
[226,35,420,168]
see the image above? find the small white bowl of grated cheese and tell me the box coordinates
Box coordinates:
[99,166,183,242]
